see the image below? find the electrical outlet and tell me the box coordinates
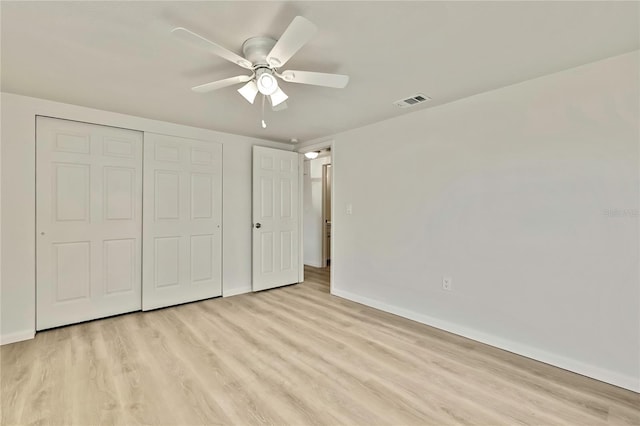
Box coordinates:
[346,203,353,215]
[442,276,453,291]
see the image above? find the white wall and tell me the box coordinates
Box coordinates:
[303,156,331,267]
[329,51,640,391]
[0,92,292,344]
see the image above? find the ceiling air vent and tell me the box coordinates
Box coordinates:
[393,93,432,108]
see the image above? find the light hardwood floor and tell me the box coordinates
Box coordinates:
[1,266,638,425]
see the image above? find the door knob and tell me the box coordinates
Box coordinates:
[255,223,261,229]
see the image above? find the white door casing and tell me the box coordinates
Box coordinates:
[36,117,143,330]
[142,133,222,310]
[252,146,300,291]
[322,163,332,267]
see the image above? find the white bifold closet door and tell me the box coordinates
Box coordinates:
[36,117,143,330]
[142,133,222,310]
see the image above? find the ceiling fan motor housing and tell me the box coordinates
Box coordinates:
[242,36,277,68]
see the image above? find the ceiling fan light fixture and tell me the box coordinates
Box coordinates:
[304,151,319,160]
[270,87,288,107]
[257,71,278,95]
[237,80,259,104]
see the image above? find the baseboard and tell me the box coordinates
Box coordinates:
[304,261,324,268]
[1,329,35,345]
[331,288,640,393]
[223,286,252,297]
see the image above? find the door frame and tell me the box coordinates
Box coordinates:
[321,163,331,268]
[298,153,305,284]
[296,139,335,293]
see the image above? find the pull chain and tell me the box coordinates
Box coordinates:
[261,95,267,128]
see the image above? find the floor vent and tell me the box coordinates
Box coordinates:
[393,93,432,108]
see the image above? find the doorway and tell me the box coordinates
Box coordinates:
[302,147,332,292]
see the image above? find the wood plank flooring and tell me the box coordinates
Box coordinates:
[2,266,639,425]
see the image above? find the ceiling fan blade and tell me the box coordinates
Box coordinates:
[266,16,317,68]
[172,27,253,69]
[192,75,252,93]
[279,70,349,88]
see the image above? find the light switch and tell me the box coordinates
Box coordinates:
[346,203,353,215]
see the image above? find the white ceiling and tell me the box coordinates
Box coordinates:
[2,1,638,143]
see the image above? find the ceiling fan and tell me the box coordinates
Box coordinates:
[172,16,349,115]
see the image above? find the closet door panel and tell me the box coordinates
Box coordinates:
[142,133,222,310]
[36,117,142,330]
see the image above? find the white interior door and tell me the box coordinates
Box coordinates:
[252,146,300,291]
[36,117,143,330]
[142,133,222,310]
